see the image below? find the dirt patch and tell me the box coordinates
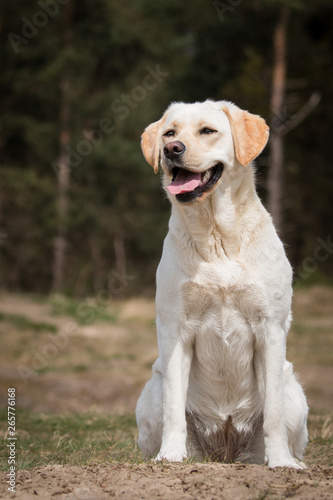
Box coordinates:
[1,462,332,499]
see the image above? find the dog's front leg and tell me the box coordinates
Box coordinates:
[257,323,302,469]
[155,317,193,462]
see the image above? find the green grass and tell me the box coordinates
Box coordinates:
[0,410,141,471]
[0,313,58,333]
[306,412,333,467]
[49,295,118,325]
[1,409,332,472]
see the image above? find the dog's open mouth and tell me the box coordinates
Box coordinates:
[167,163,224,203]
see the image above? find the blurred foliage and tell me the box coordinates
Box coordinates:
[0,0,332,295]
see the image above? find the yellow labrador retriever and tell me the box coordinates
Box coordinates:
[136,100,308,468]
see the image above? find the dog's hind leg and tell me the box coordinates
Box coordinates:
[136,360,163,459]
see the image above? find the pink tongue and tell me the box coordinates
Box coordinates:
[167,170,201,195]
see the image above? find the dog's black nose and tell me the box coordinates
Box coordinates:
[163,141,186,159]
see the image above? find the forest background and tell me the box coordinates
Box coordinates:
[1,0,333,297]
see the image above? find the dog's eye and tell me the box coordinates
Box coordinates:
[200,128,217,135]
[164,130,175,137]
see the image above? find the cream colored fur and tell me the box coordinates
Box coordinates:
[136,100,308,468]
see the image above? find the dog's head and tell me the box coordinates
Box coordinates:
[141,100,269,204]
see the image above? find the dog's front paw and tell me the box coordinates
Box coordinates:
[154,447,187,463]
[295,459,307,469]
[266,452,304,469]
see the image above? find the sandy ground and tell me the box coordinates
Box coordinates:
[0,288,333,499]
[1,462,333,499]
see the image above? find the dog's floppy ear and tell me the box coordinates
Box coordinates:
[222,102,269,167]
[141,118,164,173]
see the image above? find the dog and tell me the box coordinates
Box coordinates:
[135,100,308,468]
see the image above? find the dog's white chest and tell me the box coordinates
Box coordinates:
[182,279,264,419]
[181,271,265,339]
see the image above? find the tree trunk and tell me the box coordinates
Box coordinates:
[52,85,70,293]
[267,6,289,233]
[52,4,73,293]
